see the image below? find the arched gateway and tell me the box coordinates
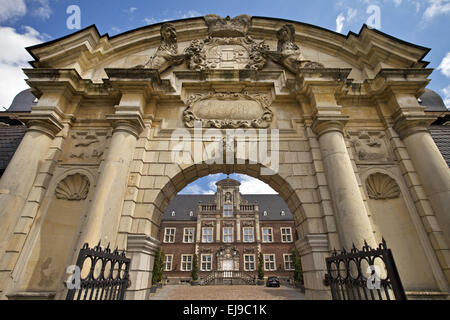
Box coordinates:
[0,14,449,300]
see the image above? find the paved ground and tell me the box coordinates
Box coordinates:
[148,285,306,300]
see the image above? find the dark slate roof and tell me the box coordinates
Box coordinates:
[7,89,36,112]
[0,124,27,173]
[420,89,448,111]
[429,124,450,167]
[163,194,293,221]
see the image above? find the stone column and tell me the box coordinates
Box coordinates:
[395,115,450,245]
[312,117,377,249]
[125,234,160,300]
[81,114,145,248]
[0,116,63,255]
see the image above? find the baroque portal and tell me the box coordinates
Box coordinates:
[0,14,449,301]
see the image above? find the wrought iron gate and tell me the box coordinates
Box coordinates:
[66,242,131,300]
[324,239,406,300]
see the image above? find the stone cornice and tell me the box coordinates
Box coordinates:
[106,112,146,138]
[295,234,330,255]
[104,68,175,94]
[126,234,160,256]
[18,106,71,138]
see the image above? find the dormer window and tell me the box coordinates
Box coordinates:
[263,211,268,216]
[280,210,285,216]
[189,211,194,217]
[171,211,176,216]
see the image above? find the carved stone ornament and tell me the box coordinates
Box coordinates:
[184,36,269,71]
[202,222,214,227]
[204,14,252,37]
[55,173,90,200]
[348,131,393,163]
[183,91,273,128]
[64,129,109,164]
[136,23,185,73]
[264,24,324,73]
[366,173,400,200]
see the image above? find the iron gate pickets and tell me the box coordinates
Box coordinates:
[66,242,131,300]
[325,238,406,300]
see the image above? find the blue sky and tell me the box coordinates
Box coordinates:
[1,0,449,193]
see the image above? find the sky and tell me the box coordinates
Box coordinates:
[0,0,449,194]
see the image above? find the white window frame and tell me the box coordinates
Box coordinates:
[202,227,213,243]
[243,254,255,271]
[283,254,294,271]
[181,254,193,271]
[164,227,176,243]
[264,254,276,271]
[281,227,293,243]
[183,227,195,243]
[223,204,233,217]
[201,254,212,271]
[243,227,254,243]
[164,254,173,271]
[262,227,273,243]
[223,227,233,243]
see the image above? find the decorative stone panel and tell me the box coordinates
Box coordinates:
[55,173,90,200]
[365,173,400,200]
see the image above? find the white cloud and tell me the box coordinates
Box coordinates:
[124,7,137,14]
[30,0,52,19]
[234,174,278,195]
[442,84,450,109]
[179,184,214,195]
[143,10,201,26]
[438,52,450,77]
[179,10,201,19]
[423,0,450,20]
[0,26,44,109]
[0,0,27,22]
[336,13,345,33]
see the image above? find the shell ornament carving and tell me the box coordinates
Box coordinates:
[366,173,400,200]
[55,173,90,201]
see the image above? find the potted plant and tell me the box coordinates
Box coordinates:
[190,253,199,285]
[291,249,305,293]
[257,252,265,286]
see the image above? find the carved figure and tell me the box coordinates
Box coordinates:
[265,24,323,73]
[137,23,185,72]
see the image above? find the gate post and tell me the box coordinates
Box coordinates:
[125,234,160,300]
[296,234,331,300]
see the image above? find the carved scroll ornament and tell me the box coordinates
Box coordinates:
[183,92,273,128]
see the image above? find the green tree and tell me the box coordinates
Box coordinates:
[152,247,163,284]
[291,249,303,284]
[258,252,264,280]
[191,253,198,281]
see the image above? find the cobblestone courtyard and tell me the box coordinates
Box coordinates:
[148,285,306,300]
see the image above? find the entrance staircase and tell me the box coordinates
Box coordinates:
[202,271,256,285]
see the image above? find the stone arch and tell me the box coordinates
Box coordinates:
[123,159,332,300]
[361,168,445,292]
[11,168,95,298]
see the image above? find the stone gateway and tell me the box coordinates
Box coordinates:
[0,14,449,300]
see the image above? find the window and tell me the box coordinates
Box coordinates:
[244,254,255,271]
[262,227,273,243]
[201,254,212,271]
[164,228,176,243]
[264,254,276,271]
[171,211,176,216]
[243,227,254,243]
[223,204,233,217]
[280,210,285,216]
[181,254,193,271]
[281,227,293,243]
[284,254,294,271]
[263,211,268,216]
[202,227,213,243]
[183,228,194,243]
[223,227,233,243]
[164,255,173,271]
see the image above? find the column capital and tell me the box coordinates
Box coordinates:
[393,112,436,139]
[106,112,146,138]
[295,234,330,255]
[19,112,67,138]
[126,234,160,256]
[311,115,349,137]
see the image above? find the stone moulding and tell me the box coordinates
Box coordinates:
[55,173,90,200]
[366,172,400,200]
[182,91,273,128]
